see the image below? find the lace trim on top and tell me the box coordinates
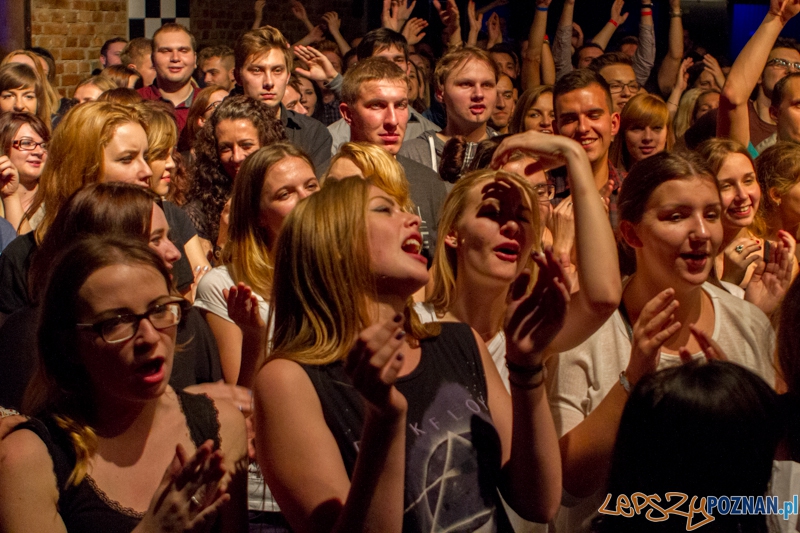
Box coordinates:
[85,475,145,519]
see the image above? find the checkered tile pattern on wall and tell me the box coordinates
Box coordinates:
[128,0,190,38]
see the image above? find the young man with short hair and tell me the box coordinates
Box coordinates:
[554,69,622,228]
[137,24,199,133]
[120,38,156,87]
[100,37,127,68]
[234,25,332,172]
[198,45,236,91]
[339,57,447,256]
[590,52,639,113]
[328,28,440,154]
[399,46,499,171]
[489,74,515,134]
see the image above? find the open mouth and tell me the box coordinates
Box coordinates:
[494,242,521,262]
[402,236,422,255]
[470,105,486,114]
[728,205,752,217]
[135,358,165,384]
[680,252,709,271]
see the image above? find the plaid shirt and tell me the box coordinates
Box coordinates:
[552,160,626,231]
[319,97,342,126]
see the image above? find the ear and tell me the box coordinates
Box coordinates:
[340,102,352,125]
[435,86,444,104]
[768,186,782,205]
[770,105,779,123]
[234,68,242,86]
[619,220,643,249]
[610,111,621,137]
[444,230,459,249]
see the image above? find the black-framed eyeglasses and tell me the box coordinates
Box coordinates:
[608,81,641,94]
[77,298,185,343]
[12,138,47,152]
[767,58,800,72]
[204,100,223,114]
[533,183,555,204]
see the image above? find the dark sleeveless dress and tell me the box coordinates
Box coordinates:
[15,390,221,533]
[303,322,513,532]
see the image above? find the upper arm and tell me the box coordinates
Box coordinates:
[184,235,212,271]
[200,310,244,384]
[473,329,513,465]
[547,290,616,353]
[0,429,66,533]
[253,359,352,533]
[214,401,249,532]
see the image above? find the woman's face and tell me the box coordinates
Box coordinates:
[367,184,429,295]
[297,77,317,116]
[201,89,228,123]
[694,92,719,122]
[626,176,723,289]
[447,178,534,287]
[216,118,260,179]
[259,156,320,242]
[149,204,181,270]
[772,182,800,234]
[624,123,667,164]
[501,155,550,231]
[10,123,47,182]
[74,83,103,104]
[102,122,153,187]
[0,85,37,114]
[524,92,554,135]
[326,156,364,180]
[715,153,760,231]
[694,70,719,91]
[408,65,420,102]
[76,263,176,402]
[148,148,176,197]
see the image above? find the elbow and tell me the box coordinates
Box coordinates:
[721,83,746,108]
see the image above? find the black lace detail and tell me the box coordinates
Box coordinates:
[85,475,145,519]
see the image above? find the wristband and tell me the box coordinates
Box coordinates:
[619,371,632,393]
[671,10,682,17]
[506,361,544,375]
[640,2,653,6]
[609,18,619,27]
[536,5,548,11]
[641,9,652,16]
[544,34,550,43]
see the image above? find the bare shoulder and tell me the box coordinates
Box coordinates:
[0,427,55,475]
[214,398,247,455]
[254,358,319,404]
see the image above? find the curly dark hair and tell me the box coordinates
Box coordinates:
[188,95,286,243]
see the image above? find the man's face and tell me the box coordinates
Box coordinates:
[341,79,409,156]
[133,53,157,87]
[490,52,518,80]
[761,47,800,99]
[201,56,235,91]
[102,41,126,67]
[773,76,800,144]
[152,30,196,88]
[555,83,619,167]
[620,43,638,57]
[438,60,497,131]
[373,45,409,74]
[238,48,290,107]
[599,63,639,113]
[577,46,603,69]
[490,75,515,131]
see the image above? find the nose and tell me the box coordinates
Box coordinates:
[138,157,153,180]
[263,71,274,90]
[165,238,181,265]
[165,154,176,171]
[642,127,654,141]
[404,210,421,228]
[204,71,214,85]
[386,105,399,127]
[13,96,24,112]
[500,218,520,237]
[620,84,631,96]
[295,101,308,115]
[496,95,506,110]
[689,213,712,241]
[232,145,248,164]
[473,85,484,101]
[133,315,162,346]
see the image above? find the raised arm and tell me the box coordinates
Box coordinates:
[434,0,464,50]
[657,0,685,96]
[632,0,656,86]
[252,0,265,30]
[718,0,800,145]
[592,0,628,51]
[466,0,484,47]
[321,12,351,56]
[491,131,622,354]
[254,316,408,533]
[551,0,575,81]
[521,0,551,91]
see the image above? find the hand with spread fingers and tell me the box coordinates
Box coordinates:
[134,440,230,533]
[466,0,484,46]
[721,236,762,286]
[345,314,409,416]
[224,283,266,333]
[610,0,629,27]
[679,324,729,363]
[293,44,338,84]
[402,18,428,46]
[744,230,796,315]
[505,248,570,370]
[624,288,682,386]
[0,156,20,198]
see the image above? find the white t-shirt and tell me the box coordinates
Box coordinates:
[546,282,776,533]
[193,265,270,324]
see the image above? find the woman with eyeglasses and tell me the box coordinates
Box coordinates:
[420,130,620,390]
[0,112,49,232]
[178,84,228,157]
[0,235,247,532]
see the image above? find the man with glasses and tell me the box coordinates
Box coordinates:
[719,0,800,154]
[590,52,640,113]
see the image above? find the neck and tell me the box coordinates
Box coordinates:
[755,89,776,125]
[157,79,193,105]
[18,180,37,210]
[441,119,489,143]
[722,225,750,248]
[91,389,162,439]
[592,155,610,190]
[371,293,409,325]
[450,269,508,341]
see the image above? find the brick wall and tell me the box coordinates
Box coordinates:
[30,0,128,95]
[191,0,367,51]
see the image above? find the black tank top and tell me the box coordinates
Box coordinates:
[15,390,221,533]
[303,322,513,532]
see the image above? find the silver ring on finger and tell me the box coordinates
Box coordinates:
[735,245,744,253]
[190,495,201,508]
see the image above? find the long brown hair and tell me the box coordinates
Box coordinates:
[0,63,51,127]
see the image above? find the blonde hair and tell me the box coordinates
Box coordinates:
[341,57,408,106]
[268,177,438,366]
[427,170,540,316]
[73,75,117,98]
[673,87,703,140]
[610,93,674,171]
[30,102,146,242]
[135,102,178,160]
[325,142,412,210]
[1,50,58,120]
[434,46,499,94]
[222,143,314,301]
[754,142,800,235]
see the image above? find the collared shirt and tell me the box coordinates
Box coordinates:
[280,103,333,173]
[319,97,342,126]
[138,81,201,134]
[553,160,626,230]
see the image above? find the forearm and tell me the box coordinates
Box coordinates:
[591,23,616,50]
[1,195,23,232]
[552,24,574,81]
[541,43,556,85]
[523,8,549,87]
[724,13,786,107]
[237,326,266,390]
[666,83,683,124]
[251,16,262,30]
[330,31,351,55]
[632,22,656,86]
[559,384,628,497]
[658,14,684,95]
[332,407,406,533]
[502,383,561,523]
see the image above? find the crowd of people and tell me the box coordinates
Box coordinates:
[1,0,800,531]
